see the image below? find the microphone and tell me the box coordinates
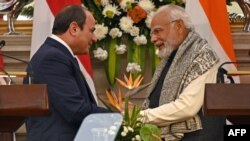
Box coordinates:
[217,61,250,83]
[0,40,5,49]
[0,52,33,84]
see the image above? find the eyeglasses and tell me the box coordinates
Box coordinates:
[150,20,177,36]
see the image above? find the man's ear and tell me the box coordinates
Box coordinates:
[175,19,184,33]
[69,22,78,35]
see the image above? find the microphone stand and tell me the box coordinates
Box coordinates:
[0,52,33,84]
[217,61,250,83]
[0,40,5,48]
[0,67,15,85]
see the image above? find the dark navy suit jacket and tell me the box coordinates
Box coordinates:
[23,37,109,141]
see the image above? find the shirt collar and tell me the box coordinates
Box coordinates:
[50,34,76,58]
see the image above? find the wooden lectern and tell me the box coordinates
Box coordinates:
[204,84,250,124]
[0,84,49,141]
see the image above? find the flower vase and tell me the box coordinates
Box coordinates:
[105,38,120,86]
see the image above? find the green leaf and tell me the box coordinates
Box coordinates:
[140,124,162,141]
[127,39,135,63]
[83,0,103,23]
[124,96,130,125]
[127,40,146,79]
[130,106,140,127]
[134,44,146,72]
[20,6,34,18]
[148,43,161,75]
[105,38,120,86]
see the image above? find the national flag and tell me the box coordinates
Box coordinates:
[31,0,93,77]
[0,50,6,85]
[0,50,4,69]
[31,0,98,103]
[185,0,238,82]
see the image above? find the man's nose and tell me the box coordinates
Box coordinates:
[150,35,157,44]
[92,34,97,42]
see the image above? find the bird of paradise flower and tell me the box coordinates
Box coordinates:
[98,73,161,141]
[98,73,151,112]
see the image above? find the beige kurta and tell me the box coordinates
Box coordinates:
[141,64,218,127]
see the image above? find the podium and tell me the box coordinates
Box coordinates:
[204,84,250,124]
[0,84,49,141]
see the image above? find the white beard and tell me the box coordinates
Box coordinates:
[156,40,176,59]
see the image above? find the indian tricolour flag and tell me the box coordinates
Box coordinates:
[185,0,238,82]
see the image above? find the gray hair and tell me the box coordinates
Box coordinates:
[155,4,194,30]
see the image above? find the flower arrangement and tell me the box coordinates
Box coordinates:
[98,73,161,141]
[83,0,184,85]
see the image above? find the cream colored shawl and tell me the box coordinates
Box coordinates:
[143,31,219,140]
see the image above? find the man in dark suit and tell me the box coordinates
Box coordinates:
[23,5,110,141]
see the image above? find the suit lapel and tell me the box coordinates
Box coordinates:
[45,37,97,105]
